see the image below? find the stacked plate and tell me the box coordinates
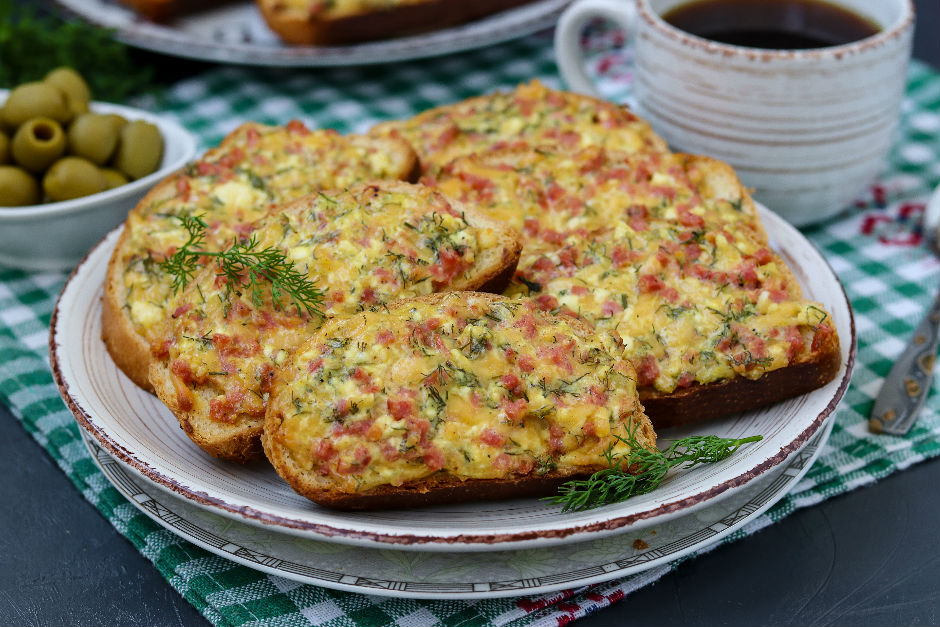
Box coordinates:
[55,0,570,66]
[51,205,854,599]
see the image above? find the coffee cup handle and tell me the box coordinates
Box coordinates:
[554,0,638,99]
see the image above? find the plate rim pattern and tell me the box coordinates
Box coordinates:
[79,419,833,599]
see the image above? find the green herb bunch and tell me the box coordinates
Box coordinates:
[0,0,152,101]
[160,214,324,318]
[546,426,762,512]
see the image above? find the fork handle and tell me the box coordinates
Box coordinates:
[870,287,940,435]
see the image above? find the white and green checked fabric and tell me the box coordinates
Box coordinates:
[1,28,938,626]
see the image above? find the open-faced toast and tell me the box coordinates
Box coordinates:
[102,121,418,392]
[370,80,668,176]
[435,146,841,428]
[263,291,656,510]
[116,0,234,20]
[257,0,538,46]
[148,182,521,462]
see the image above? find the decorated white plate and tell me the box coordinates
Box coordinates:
[54,0,568,66]
[80,417,832,598]
[50,203,855,551]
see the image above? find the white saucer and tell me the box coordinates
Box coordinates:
[79,418,833,599]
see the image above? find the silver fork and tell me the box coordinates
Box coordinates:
[870,185,940,435]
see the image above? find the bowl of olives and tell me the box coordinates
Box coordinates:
[0,69,197,271]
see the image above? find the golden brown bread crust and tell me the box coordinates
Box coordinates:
[257,0,537,46]
[640,339,842,429]
[148,368,257,461]
[101,227,154,392]
[267,463,611,511]
[148,361,265,462]
[148,183,522,462]
[102,125,419,393]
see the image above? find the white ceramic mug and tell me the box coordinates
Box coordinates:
[555,0,914,226]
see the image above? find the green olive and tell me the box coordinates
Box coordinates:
[44,67,91,105]
[0,130,9,165]
[1,82,71,128]
[65,96,90,120]
[112,120,164,180]
[11,118,67,174]
[106,114,128,134]
[68,113,119,165]
[42,156,107,202]
[101,167,129,190]
[0,165,40,206]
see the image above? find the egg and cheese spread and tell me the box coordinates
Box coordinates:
[267,293,654,493]
[372,80,667,175]
[436,147,838,395]
[156,183,495,426]
[119,121,411,344]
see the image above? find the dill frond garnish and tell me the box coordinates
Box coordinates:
[545,425,762,512]
[159,214,323,318]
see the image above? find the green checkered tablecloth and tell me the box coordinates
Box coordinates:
[1,28,939,626]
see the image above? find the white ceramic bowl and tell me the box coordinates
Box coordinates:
[0,91,197,272]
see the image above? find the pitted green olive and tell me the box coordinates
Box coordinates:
[11,118,67,174]
[42,156,107,201]
[68,113,119,165]
[1,82,71,128]
[112,120,164,180]
[0,67,168,204]
[44,67,91,105]
[100,167,129,189]
[0,165,40,206]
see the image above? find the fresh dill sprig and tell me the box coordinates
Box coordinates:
[161,213,208,294]
[545,425,762,512]
[0,0,153,101]
[159,214,324,318]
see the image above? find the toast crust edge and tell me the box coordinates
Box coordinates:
[641,333,842,429]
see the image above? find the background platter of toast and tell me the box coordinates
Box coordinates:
[97,81,841,511]
[117,0,541,45]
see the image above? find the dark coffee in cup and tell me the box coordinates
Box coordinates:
[662,0,880,49]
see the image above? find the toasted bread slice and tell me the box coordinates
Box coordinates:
[263,291,655,510]
[435,146,841,428]
[102,122,418,392]
[257,0,537,46]
[116,0,234,20]
[370,80,668,176]
[149,182,521,462]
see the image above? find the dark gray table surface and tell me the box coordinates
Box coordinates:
[2,1,939,625]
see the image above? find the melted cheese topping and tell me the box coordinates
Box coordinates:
[158,183,492,426]
[268,293,653,494]
[372,80,667,175]
[120,122,409,341]
[278,0,427,18]
[436,147,837,394]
